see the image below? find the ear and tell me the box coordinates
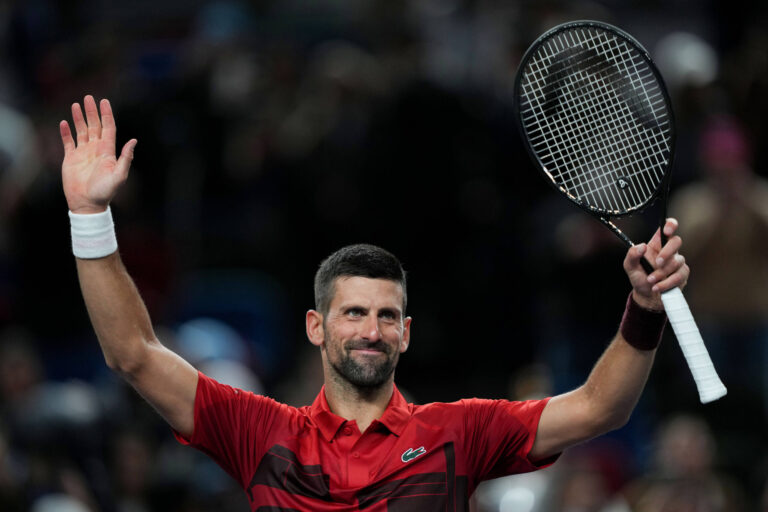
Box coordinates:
[306,310,325,347]
[400,316,412,353]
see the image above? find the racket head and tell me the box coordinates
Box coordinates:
[514,20,676,218]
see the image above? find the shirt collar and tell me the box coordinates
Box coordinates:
[309,384,411,442]
[376,385,410,436]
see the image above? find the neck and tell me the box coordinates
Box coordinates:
[323,376,394,433]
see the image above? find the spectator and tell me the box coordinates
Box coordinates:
[622,414,746,512]
[670,115,768,417]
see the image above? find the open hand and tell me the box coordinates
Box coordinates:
[623,218,689,310]
[60,95,136,214]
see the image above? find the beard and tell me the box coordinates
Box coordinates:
[326,335,399,389]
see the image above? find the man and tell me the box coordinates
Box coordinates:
[60,96,688,510]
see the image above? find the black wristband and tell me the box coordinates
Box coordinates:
[619,292,667,351]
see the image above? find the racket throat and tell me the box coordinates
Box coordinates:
[599,216,655,274]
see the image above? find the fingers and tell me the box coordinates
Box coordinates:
[652,255,689,292]
[71,102,88,144]
[646,218,679,252]
[115,139,137,182]
[645,217,681,267]
[60,120,75,154]
[647,253,687,292]
[654,235,682,268]
[662,217,679,238]
[623,242,647,272]
[100,98,116,147]
[68,96,116,152]
[641,218,687,293]
[83,95,102,140]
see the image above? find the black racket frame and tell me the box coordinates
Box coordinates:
[513,20,677,261]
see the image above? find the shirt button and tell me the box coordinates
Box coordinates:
[342,427,352,436]
[352,451,360,458]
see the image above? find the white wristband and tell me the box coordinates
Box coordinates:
[69,207,118,259]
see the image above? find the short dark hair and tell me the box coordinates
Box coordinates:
[314,244,407,316]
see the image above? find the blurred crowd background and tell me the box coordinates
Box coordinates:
[0,0,766,510]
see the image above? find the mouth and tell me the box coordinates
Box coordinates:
[351,348,385,355]
[347,343,388,356]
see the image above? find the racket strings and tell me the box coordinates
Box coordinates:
[523,72,645,210]
[523,45,669,167]
[519,26,672,213]
[543,65,654,204]
[543,79,636,211]
[525,31,668,209]
[555,63,664,204]
[526,75,646,210]
[531,31,666,204]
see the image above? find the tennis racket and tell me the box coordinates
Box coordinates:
[514,20,726,403]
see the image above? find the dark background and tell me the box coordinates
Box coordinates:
[0,1,766,511]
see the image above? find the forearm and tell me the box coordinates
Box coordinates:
[532,220,685,461]
[61,97,198,435]
[530,336,656,460]
[579,334,656,429]
[579,291,665,428]
[76,252,157,374]
[531,293,666,460]
[76,248,198,436]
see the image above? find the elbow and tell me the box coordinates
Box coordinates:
[104,338,155,378]
[580,393,633,436]
[106,356,140,377]
[590,405,633,435]
[603,411,632,432]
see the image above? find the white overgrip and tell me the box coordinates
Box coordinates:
[660,287,727,403]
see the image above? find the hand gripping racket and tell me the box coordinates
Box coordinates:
[514,20,726,403]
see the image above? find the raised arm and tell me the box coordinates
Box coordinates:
[61,95,197,437]
[529,219,689,461]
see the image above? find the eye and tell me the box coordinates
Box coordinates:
[346,307,364,318]
[379,310,397,321]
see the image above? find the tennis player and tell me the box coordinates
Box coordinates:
[61,96,688,510]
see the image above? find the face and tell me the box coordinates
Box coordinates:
[307,276,411,390]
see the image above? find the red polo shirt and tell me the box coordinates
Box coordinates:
[175,372,555,511]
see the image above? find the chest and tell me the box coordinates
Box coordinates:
[246,422,471,510]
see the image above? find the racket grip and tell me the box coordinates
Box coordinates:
[660,287,727,403]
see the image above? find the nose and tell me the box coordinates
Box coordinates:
[361,313,382,341]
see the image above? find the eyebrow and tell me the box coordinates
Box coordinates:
[377,307,401,316]
[339,304,402,316]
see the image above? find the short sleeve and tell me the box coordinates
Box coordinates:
[461,397,557,481]
[173,371,296,488]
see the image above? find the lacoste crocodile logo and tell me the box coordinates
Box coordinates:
[401,447,426,463]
